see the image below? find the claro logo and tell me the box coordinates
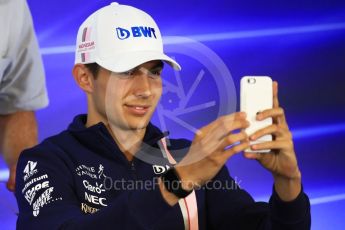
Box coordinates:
[116,26,157,40]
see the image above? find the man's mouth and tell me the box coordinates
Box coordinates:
[124,104,151,116]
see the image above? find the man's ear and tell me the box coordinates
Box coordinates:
[72,64,94,93]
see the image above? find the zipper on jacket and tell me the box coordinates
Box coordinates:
[130,161,137,179]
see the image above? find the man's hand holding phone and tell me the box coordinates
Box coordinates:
[161,112,251,205]
[243,81,302,201]
[161,79,301,205]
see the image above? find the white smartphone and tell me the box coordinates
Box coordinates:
[240,76,273,153]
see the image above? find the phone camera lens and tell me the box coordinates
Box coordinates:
[247,78,256,84]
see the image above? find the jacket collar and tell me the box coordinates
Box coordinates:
[67,114,168,164]
[68,114,167,144]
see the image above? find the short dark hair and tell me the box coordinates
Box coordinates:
[84,63,100,79]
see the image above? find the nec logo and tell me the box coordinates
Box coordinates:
[116,26,157,40]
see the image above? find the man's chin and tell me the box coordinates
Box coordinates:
[108,117,150,131]
[127,119,150,131]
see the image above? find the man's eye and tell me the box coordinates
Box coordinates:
[123,70,134,75]
[118,70,135,78]
[149,69,162,78]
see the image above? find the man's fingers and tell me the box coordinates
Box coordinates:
[197,112,247,137]
[271,81,289,125]
[250,124,277,141]
[243,151,263,160]
[257,107,287,126]
[223,140,250,159]
[257,108,283,120]
[217,119,249,141]
[218,112,247,128]
[221,131,248,149]
[250,140,293,151]
[273,81,279,108]
[198,119,249,154]
[250,124,291,141]
[198,112,249,142]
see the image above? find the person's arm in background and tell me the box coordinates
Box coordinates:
[0,111,38,191]
[0,0,49,191]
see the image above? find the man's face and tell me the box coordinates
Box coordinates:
[91,60,163,131]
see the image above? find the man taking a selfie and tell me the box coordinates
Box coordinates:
[15,3,310,229]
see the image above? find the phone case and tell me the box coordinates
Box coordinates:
[240,76,273,152]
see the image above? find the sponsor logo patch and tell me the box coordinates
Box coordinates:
[23,161,38,181]
[84,192,107,207]
[81,203,99,214]
[152,165,170,175]
[76,164,109,211]
[76,164,97,179]
[116,26,157,40]
[22,174,48,193]
[22,161,62,217]
[24,181,49,205]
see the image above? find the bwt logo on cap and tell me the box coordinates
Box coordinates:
[116,26,157,40]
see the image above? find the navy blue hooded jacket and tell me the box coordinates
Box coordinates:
[15,114,311,229]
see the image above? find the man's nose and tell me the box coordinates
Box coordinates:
[132,72,152,98]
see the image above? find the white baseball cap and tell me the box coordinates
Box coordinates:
[74,2,181,72]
